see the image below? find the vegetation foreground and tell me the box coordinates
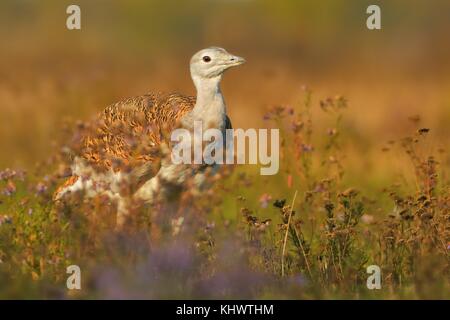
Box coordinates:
[0,90,448,299]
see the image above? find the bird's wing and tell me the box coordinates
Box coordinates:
[55,93,195,198]
[82,93,195,172]
[225,115,232,130]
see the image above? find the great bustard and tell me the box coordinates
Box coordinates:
[54,47,245,226]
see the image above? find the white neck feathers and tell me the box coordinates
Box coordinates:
[191,75,226,129]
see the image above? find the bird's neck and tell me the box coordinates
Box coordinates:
[192,76,226,124]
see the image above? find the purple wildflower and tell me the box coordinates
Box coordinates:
[35,182,48,195]
[259,193,272,208]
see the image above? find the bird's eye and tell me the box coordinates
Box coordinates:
[202,56,211,63]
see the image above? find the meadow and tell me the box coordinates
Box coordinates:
[0,1,449,299]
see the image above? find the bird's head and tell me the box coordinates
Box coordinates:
[190,47,245,82]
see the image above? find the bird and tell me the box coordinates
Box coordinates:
[54,47,245,227]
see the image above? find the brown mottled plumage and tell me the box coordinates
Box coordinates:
[84,93,195,169]
[55,93,195,197]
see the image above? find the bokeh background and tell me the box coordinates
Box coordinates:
[1,0,449,172]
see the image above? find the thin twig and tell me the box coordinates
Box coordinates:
[294,225,313,280]
[281,190,298,277]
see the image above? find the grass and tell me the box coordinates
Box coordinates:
[0,87,448,299]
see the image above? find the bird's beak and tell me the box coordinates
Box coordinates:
[227,55,246,67]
